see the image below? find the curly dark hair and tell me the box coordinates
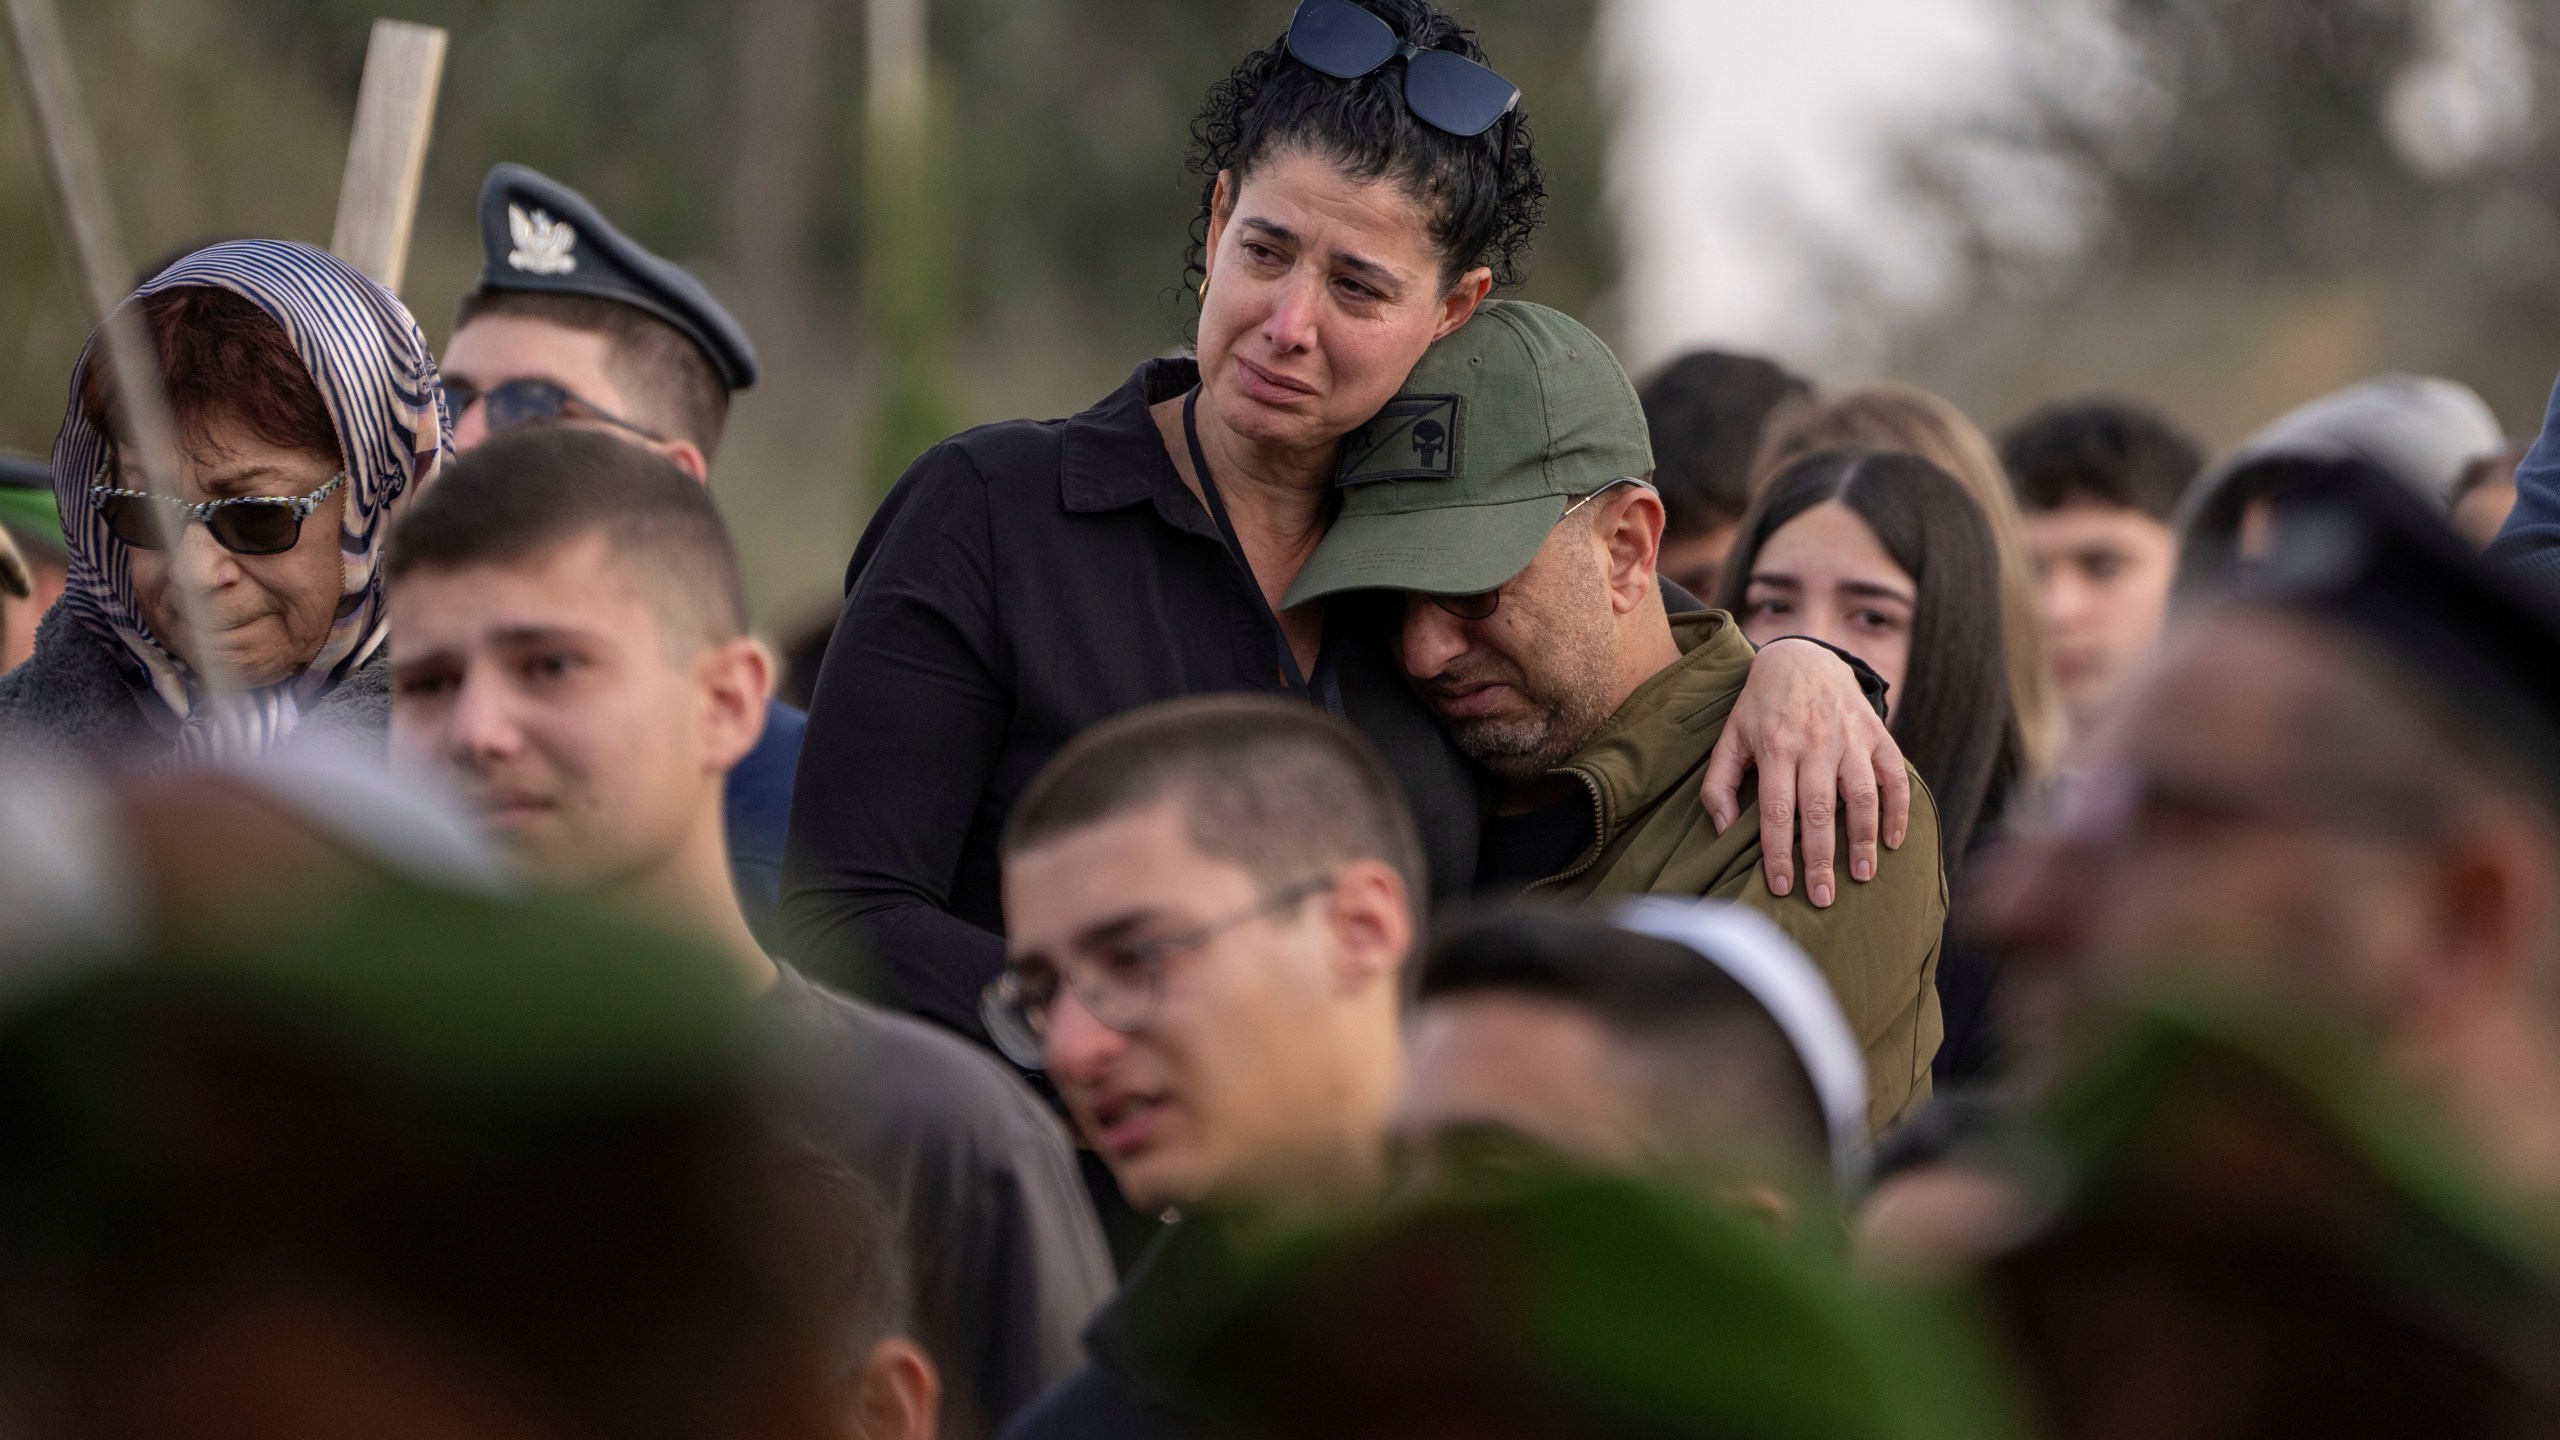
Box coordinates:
[1184,0,1546,299]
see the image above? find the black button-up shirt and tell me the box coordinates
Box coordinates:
[783,358,1480,1043]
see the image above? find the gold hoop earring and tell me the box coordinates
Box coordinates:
[1198,275,1209,303]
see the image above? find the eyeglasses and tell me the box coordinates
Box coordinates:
[439,378,663,444]
[91,472,346,557]
[1286,0,1521,140]
[1424,478,1651,621]
[980,874,1337,1070]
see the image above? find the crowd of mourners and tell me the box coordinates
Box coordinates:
[11,0,2560,1436]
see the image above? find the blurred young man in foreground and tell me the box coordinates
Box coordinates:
[1869,470,2560,1274]
[992,695,1422,1439]
[0,857,866,1440]
[385,428,1110,1440]
[1398,901,1869,1230]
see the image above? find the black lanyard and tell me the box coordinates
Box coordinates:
[1184,387,1311,696]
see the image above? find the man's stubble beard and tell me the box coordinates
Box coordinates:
[1441,570,1622,786]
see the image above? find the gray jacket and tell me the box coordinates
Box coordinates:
[0,604,390,764]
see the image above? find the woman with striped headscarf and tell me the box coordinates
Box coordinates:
[0,240,445,766]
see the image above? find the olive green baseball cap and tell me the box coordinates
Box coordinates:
[1283,299,1653,608]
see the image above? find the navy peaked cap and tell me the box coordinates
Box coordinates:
[472,163,760,391]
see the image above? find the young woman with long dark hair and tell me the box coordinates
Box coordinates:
[1719,448,2022,860]
[1717,448,2025,1084]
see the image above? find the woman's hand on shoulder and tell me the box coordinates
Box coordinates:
[1701,636,1911,908]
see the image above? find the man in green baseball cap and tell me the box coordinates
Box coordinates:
[1287,301,1947,1133]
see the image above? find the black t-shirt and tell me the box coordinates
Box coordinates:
[1472,797,1598,896]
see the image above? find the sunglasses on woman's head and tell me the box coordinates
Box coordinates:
[91,472,347,557]
[438,378,664,444]
[1286,0,1521,140]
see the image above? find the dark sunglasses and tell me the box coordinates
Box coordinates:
[1286,0,1521,140]
[91,472,346,557]
[439,378,663,444]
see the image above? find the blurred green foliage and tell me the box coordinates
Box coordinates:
[0,0,1611,618]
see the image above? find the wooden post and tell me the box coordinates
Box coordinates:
[864,0,957,499]
[329,19,446,294]
[2,0,236,704]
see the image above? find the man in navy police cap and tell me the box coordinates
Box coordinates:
[442,163,805,946]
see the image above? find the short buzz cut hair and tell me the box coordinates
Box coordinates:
[454,289,731,459]
[386,426,748,650]
[2000,398,2204,524]
[1003,695,1428,930]
[763,1145,912,1386]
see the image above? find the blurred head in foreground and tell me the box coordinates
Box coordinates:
[1976,464,2560,1199]
[1397,901,1866,1228]
[996,695,1422,1213]
[773,1147,941,1440]
[2000,399,2202,738]
[1984,1001,2560,1440]
[0,875,887,1440]
[1183,1169,2019,1440]
[386,428,772,927]
[1638,349,1812,596]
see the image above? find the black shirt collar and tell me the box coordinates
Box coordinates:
[1061,356,1200,515]
[1081,1210,1250,1420]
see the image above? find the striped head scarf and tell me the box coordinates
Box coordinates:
[52,240,447,764]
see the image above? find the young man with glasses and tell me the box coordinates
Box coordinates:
[384,427,1112,1440]
[992,693,1422,1440]
[1285,301,1947,1133]
[441,162,805,946]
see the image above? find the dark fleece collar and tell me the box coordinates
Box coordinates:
[0,604,390,765]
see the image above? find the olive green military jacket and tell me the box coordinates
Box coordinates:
[1532,612,1948,1132]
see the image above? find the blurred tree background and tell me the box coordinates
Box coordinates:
[0,0,1614,627]
[1883,0,2560,445]
[14,0,2559,628]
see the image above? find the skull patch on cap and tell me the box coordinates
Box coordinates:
[1337,394,1463,486]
